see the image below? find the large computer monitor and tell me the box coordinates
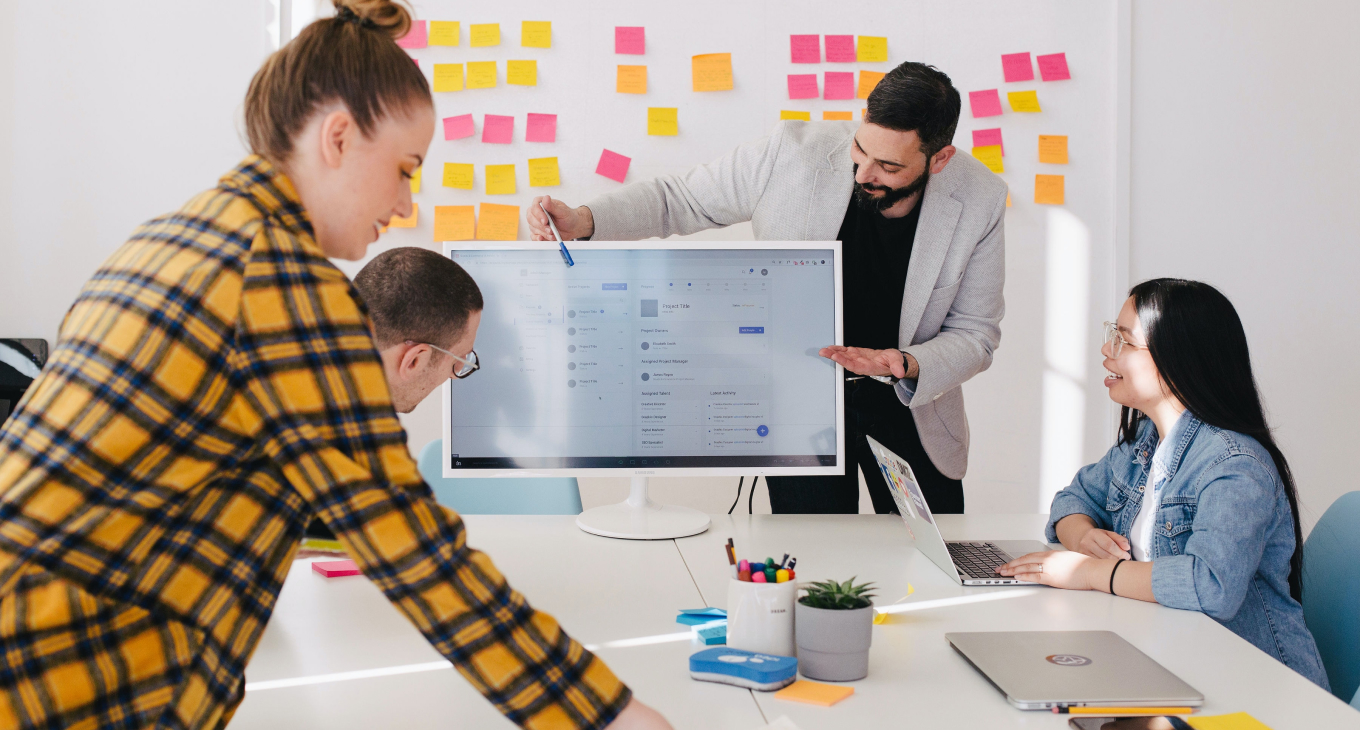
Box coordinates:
[440,241,843,538]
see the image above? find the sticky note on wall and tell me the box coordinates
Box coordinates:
[973,128,1004,155]
[692,53,733,92]
[433,64,464,92]
[824,72,854,100]
[1035,174,1064,204]
[1037,53,1071,81]
[526,113,557,142]
[780,110,811,121]
[476,203,519,241]
[787,74,818,100]
[596,149,631,182]
[396,20,427,49]
[790,35,820,63]
[1008,90,1041,112]
[856,36,887,63]
[388,204,418,227]
[470,23,500,47]
[972,145,1004,173]
[528,157,560,187]
[443,163,474,190]
[857,70,885,99]
[443,114,475,140]
[969,89,1003,117]
[409,166,421,194]
[615,26,645,54]
[617,65,647,94]
[648,107,678,135]
[428,21,459,46]
[507,60,537,86]
[521,21,551,48]
[467,61,497,89]
[1038,135,1068,164]
[482,114,514,144]
[485,164,516,195]
[1001,52,1034,82]
[825,35,855,62]
[823,111,853,120]
[434,206,475,241]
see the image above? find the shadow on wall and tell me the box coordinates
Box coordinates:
[1039,208,1092,512]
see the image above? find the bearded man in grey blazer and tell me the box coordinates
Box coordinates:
[528,62,1006,515]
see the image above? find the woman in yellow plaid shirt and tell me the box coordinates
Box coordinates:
[0,1,671,728]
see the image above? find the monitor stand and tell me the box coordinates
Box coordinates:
[576,476,711,540]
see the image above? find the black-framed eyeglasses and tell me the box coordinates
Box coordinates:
[410,341,479,378]
[1102,321,1147,359]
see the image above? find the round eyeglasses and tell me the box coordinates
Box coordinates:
[412,341,480,379]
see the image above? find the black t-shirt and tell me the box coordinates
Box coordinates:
[839,197,922,351]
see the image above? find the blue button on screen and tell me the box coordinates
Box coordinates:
[739,326,765,334]
[756,425,769,437]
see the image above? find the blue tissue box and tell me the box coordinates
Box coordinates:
[689,647,797,691]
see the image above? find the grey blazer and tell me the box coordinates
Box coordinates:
[587,121,1007,479]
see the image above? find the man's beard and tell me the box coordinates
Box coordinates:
[852,163,931,212]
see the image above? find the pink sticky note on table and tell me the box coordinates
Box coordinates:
[790,35,820,63]
[443,114,475,141]
[396,20,427,49]
[824,72,855,100]
[1001,52,1034,83]
[483,115,514,144]
[596,149,631,183]
[615,26,645,55]
[787,74,819,100]
[526,113,557,143]
[969,89,1003,118]
[972,128,1004,156]
[1037,52,1071,81]
[825,35,855,62]
[312,560,361,578]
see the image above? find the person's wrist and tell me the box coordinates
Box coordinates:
[577,205,595,240]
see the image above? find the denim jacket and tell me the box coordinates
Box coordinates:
[1046,414,1330,690]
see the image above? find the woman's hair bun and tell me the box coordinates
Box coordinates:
[333,0,412,40]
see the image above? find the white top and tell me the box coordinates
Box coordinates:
[1129,411,1189,561]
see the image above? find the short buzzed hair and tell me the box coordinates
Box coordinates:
[353,247,483,349]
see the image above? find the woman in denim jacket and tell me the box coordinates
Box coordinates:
[998,278,1329,688]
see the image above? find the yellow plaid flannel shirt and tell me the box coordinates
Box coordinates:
[0,156,630,729]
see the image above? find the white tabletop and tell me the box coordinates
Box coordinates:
[232,515,1357,729]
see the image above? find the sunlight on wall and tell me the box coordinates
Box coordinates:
[1039,209,1092,512]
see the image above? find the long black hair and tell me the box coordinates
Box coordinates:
[1117,278,1305,603]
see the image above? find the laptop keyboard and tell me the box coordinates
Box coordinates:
[947,542,1012,579]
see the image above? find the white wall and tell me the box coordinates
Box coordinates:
[1128,1,1360,532]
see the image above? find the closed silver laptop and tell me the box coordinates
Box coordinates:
[947,631,1204,710]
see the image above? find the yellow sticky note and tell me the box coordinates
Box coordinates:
[470,23,499,47]
[521,21,551,48]
[823,111,852,120]
[486,164,516,195]
[442,163,474,190]
[773,681,854,707]
[466,61,497,89]
[528,157,560,187]
[780,110,811,121]
[617,65,647,94]
[1185,713,1274,730]
[434,205,475,241]
[476,203,519,241]
[1035,174,1065,205]
[507,60,537,86]
[428,21,459,46]
[409,166,421,194]
[1039,135,1069,164]
[856,36,888,62]
[387,204,417,228]
[972,145,1004,174]
[1008,90,1042,112]
[432,63,464,92]
[857,70,886,100]
[648,107,678,136]
[691,53,733,92]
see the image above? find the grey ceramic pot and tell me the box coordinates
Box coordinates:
[794,601,874,681]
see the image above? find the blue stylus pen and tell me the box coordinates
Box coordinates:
[539,201,573,266]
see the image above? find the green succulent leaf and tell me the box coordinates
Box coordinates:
[797,576,877,610]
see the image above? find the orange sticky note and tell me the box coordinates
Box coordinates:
[476,203,519,241]
[428,21,459,47]
[1008,90,1041,112]
[692,53,733,92]
[823,111,853,120]
[780,110,811,121]
[387,204,417,228]
[1035,174,1065,205]
[774,680,855,707]
[857,70,886,100]
[434,206,475,241]
[1039,135,1069,164]
[972,145,1004,174]
[617,65,647,94]
[1007,190,1012,207]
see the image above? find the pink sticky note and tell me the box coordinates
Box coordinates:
[787,74,819,100]
[972,128,1004,156]
[790,35,820,63]
[483,114,514,144]
[526,113,557,143]
[615,26,645,55]
[596,149,631,183]
[1001,52,1034,83]
[312,560,361,578]
[825,35,855,62]
[969,89,1003,118]
[396,20,427,49]
[824,72,855,100]
[443,114,475,141]
[1037,52,1071,81]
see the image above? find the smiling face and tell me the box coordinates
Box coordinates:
[1103,296,1174,413]
[848,122,957,214]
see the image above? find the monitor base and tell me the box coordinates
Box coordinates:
[576,476,711,540]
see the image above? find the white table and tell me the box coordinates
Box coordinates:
[232,515,1358,729]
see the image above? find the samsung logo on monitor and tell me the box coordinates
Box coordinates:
[633,470,656,475]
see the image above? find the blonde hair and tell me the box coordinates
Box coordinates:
[244,0,431,162]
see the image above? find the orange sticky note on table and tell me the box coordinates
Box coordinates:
[617,65,647,94]
[1184,712,1274,730]
[774,680,854,707]
[823,111,853,121]
[476,203,519,241]
[780,110,811,121]
[434,206,475,241]
[1039,135,1069,164]
[857,70,886,99]
[1008,90,1042,112]
[387,204,417,228]
[692,53,733,92]
[1035,174,1065,205]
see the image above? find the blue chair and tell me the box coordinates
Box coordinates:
[416,440,582,515]
[1302,490,1360,705]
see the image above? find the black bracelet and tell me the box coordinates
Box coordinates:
[1109,559,1127,596]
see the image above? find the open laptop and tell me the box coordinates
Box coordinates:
[865,435,1049,585]
[946,631,1204,710]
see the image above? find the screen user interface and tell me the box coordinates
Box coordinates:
[446,248,838,470]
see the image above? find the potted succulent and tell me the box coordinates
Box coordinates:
[795,578,877,681]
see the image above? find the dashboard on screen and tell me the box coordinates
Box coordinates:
[441,242,843,477]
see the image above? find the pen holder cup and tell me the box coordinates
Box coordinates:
[726,578,797,657]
